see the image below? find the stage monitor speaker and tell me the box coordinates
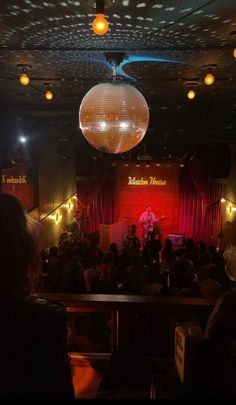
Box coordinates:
[169,233,185,247]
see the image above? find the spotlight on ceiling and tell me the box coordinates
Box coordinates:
[92,0,110,36]
[17,64,31,86]
[203,64,217,86]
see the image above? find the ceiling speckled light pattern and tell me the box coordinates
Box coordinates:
[0,0,235,147]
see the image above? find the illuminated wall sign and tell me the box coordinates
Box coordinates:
[128,176,167,186]
[1,175,27,184]
[1,166,35,211]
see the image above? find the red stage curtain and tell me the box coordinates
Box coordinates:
[77,157,223,245]
[76,163,115,234]
[179,166,223,245]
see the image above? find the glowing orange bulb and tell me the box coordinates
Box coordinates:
[92,13,109,35]
[233,48,236,59]
[187,89,196,100]
[45,90,53,100]
[19,73,30,86]
[204,73,214,85]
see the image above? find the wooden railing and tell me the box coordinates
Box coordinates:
[35,293,216,352]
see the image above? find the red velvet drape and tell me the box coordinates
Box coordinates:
[179,164,223,245]
[76,163,115,234]
[76,155,223,245]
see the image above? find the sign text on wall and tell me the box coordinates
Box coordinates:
[128,176,167,186]
[1,175,27,184]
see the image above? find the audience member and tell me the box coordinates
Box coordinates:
[186,288,236,398]
[0,193,74,399]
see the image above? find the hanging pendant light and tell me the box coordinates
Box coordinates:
[44,83,54,100]
[18,64,31,86]
[203,64,217,86]
[92,0,109,35]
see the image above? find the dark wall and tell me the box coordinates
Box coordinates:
[38,138,76,249]
[0,100,18,169]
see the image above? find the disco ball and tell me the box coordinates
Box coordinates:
[79,82,149,154]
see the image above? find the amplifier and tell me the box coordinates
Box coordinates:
[168,233,185,247]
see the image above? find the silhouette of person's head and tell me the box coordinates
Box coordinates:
[74,210,81,221]
[0,193,38,299]
[130,224,137,235]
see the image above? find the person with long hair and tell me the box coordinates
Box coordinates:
[0,193,74,398]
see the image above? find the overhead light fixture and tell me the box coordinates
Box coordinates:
[44,83,54,101]
[230,31,236,59]
[187,89,196,100]
[45,89,53,100]
[186,81,199,100]
[19,136,27,143]
[204,73,214,86]
[18,64,31,86]
[203,64,217,86]
[92,0,109,36]
[20,72,30,86]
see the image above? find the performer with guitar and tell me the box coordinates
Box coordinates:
[139,204,165,246]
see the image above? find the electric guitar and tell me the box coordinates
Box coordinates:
[142,214,167,238]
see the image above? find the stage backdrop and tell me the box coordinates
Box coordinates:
[115,163,180,240]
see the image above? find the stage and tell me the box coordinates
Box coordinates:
[77,159,223,250]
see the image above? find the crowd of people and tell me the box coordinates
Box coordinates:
[1,192,236,398]
[40,221,230,299]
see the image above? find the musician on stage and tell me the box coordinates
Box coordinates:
[139,204,165,246]
[139,204,157,245]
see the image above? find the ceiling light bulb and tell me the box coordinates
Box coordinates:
[19,136,27,143]
[204,73,214,86]
[45,89,53,100]
[233,48,236,59]
[92,13,109,35]
[19,73,30,86]
[187,89,196,100]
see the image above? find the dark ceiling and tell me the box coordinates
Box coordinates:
[0,0,236,162]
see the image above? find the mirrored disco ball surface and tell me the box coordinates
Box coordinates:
[79,82,149,154]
